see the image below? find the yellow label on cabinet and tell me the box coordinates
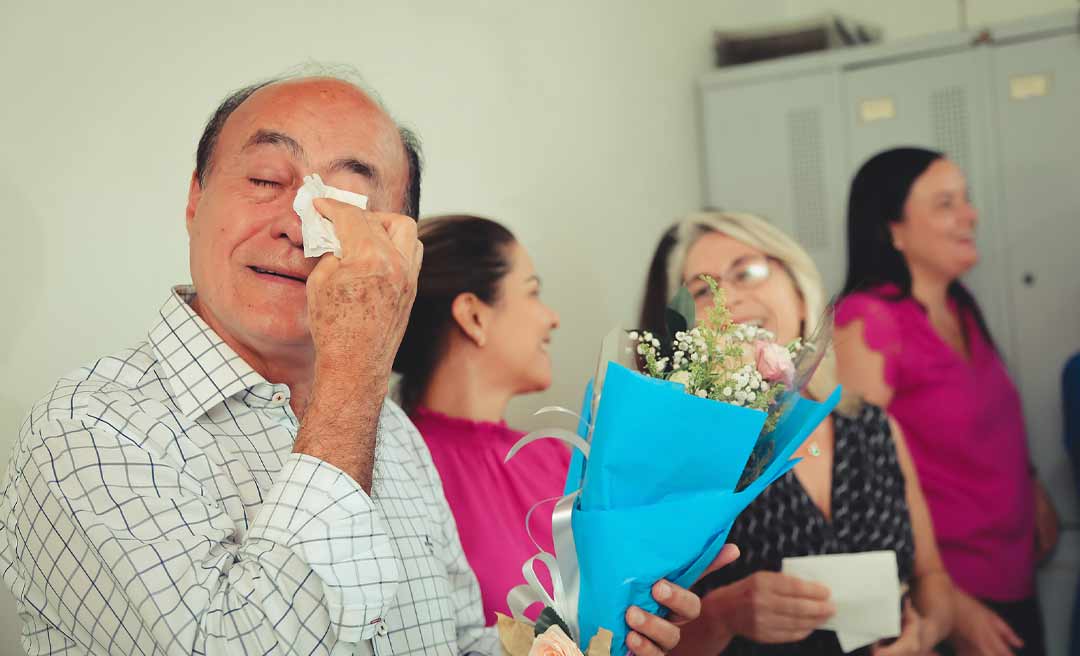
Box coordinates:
[1009,73,1051,100]
[859,97,896,123]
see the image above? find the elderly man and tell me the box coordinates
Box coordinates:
[0,75,717,655]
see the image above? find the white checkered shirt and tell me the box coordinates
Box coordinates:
[0,287,497,655]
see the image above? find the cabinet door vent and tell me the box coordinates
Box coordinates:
[787,107,828,250]
[931,86,971,171]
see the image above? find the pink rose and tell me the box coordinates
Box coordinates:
[755,341,795,386]
[529,625,584,656]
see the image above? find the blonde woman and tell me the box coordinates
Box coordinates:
[639,213,953,656]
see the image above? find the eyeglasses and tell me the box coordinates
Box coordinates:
[685,255,777,299]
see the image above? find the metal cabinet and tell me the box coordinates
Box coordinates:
[988,30,1080,523]
[700,68,847,290]
[986,32,1080,648]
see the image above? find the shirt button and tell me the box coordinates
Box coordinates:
[271,391,287,405]
[376,621,389,637]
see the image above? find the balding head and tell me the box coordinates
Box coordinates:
[195,75,422,218]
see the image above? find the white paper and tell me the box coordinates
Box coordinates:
[292,173,369,258]
[781,550,902,652]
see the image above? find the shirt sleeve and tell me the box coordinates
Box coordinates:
[836,292,904,390]
[0,416,401,655]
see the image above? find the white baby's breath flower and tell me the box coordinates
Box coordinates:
[723,387,733,397]
[695,390,708,398]
[652,338,661,347]
[628,331,639,341]
[735,390,747,403]
[747,392,756,402]
[760,382,769,392]
[636,344,647,355]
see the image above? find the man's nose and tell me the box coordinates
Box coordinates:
[270,210,304,249]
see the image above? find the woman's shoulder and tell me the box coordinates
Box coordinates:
[836,285,910,325]
[835,286,920,361]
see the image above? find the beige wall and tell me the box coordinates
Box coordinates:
[0,0,1074,653]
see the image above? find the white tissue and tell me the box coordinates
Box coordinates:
[292,173,369,258]
[781,550,902,653]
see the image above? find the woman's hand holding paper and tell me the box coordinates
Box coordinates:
[701,571,835,644]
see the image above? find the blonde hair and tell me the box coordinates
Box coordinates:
[666,211,853,412]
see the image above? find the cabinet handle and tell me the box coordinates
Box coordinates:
[1022,272,1036,287]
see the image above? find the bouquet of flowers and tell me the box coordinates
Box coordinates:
[498,278,840,656]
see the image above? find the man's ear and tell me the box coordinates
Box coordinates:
[450,292,490,348]
[186,170,202,235]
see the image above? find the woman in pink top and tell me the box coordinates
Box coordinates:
[835,148,1059,656]
[391,215,730,656]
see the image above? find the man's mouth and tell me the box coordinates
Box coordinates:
[249,266,307,283]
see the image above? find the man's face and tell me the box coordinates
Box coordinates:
[185,78,409,358]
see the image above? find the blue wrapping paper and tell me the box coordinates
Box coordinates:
[567,362,841,655]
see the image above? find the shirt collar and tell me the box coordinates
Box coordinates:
[149,285,268,420]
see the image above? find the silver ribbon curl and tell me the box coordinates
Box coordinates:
[504,406,590,642]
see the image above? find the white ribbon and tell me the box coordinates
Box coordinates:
[504,406,591,642]
[506,428,590,462]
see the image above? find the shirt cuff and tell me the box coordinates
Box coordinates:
[247,453,402,643]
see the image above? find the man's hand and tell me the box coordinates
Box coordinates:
[624,544,741,656]
[952,590,1023,656]
[293,199,422,489]
[306,199,422,373]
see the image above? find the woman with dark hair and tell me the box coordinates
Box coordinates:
[392,215,725,656]
[637,223,678,335]
[834,148,1058,656]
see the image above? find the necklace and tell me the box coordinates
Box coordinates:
[807,441,822,457]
